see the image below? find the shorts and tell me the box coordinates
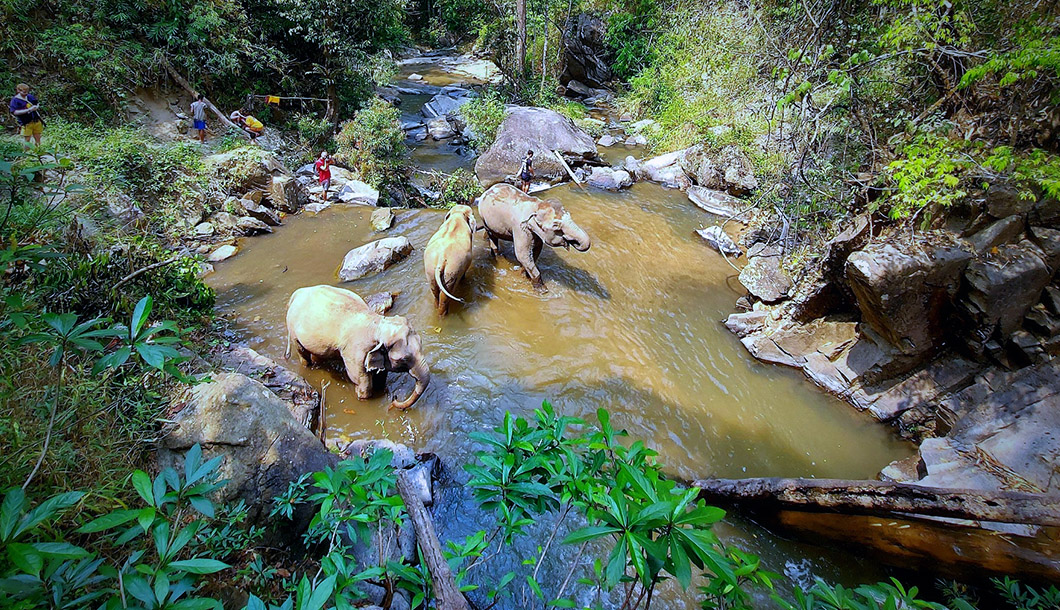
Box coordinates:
[193,119,207,131]
[319,178,331,190]
[20,121,43,137]
[520,171,532,183]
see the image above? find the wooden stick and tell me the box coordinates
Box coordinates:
[318,380,329,443]
[160,56,249,138]
[111,256,181,291]
[693,477,1060,526]
[552,149,582,185]
[395,470,469,610]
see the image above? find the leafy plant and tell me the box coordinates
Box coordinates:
[460,91,507,151]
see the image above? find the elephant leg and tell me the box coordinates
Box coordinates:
[295,342,313,367]
[371,370,388,392]
[486,230,500,257]
[513,229,545,290]
[437,291,450,316]
[341,351,374,400]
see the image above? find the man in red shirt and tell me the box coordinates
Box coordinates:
[315,151,332,201]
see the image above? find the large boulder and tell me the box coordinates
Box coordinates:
[218,345,319,426]
[339,237,413,281]
[687,186,751,223]
[738,244,791,303]
[427,116,456,140]
[846,241,973,356]
[206,149,289,193]
[158,373,336,544]
[957,242,1051,353]
[680,144,758,195]
[336,180,380,206]
[560,13,613,89]
[475,107,598,186]
[269,175,308,213]
[586,166,632,190]
[421,92,472,119]
[638,149,691,190]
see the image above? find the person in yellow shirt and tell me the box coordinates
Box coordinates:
[229,110,265,142]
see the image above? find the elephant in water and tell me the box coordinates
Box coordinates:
[423,204,476,315]
[285,285,430,410]
[478,183,591,290]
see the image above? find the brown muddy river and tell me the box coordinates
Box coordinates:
[207,58,915,606]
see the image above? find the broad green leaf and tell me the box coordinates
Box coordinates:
[7,542,43,577]
[78,509,140,533]
[169,558,230,575]
[563,525,621,545]
[0,489,25,540]
[131,470,154,505]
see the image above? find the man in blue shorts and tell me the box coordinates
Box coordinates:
[190,94,208,143]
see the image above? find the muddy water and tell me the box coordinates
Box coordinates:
[208,58,914,605]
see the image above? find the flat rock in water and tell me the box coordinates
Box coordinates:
[304,201,331,214]
[336,180,380,206]
[586,166,632,190]
[738,246,791,303]
[365,292,394,314]
[371,208,395,232]
[687,186,751,223]
[339,237,413,281]
[421,93,472,119]
[625,134,648,146]
[407,73,423,81]
[696,226,741,256]
[426,116,456,140]
[598,134,617,147]
[236,216,272,235]
[208,244,238,262]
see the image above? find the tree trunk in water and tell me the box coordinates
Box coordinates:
[516,0,527,81]
[395,470,469,610]
[693,477,1060,526]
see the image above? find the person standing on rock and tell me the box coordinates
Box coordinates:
[315,151,332,202]
[190,94,208,144]
[519,149,534,193]
[9,83,44,148]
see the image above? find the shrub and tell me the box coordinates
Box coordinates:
[433,169,483,209]
[460,91,507,151]
[335,97,409,195]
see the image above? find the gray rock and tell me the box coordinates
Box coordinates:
[846,241,973,356]
[219,345,319,426]
[158,373,336,541]
[586,166,632,190]
[194,222,215,236]
[625,134,648,146]
[427,116,456,140]
[407,73,423,81]
[696,226,741,256]
[565,79,595,98]
[340,439,417,469]
[236,216,272,235]
[985,183,1034,219]
[207,244,238,262]
[598,134,617,147]
[560,13,613,88]
[622,156,641,175]
[639,149,691,189]
[738,245,791,303]
[365,292,394,314]
[206,149,290,194]
[422,93,472,118]
[958,243,1051,349]
[681,144,758,195]
[241,199,283,226]
[106,194,144,223]
[404,463,433,507]
[724,310,768,337]
[371,207,395,232]
[967,215,1024,253]
[629,119,658,134]
[304,201,331,214]
[687,186,751,223]
[475,106,598,187]
[338,237,413,281]
[1028,226,1060,272]
[269,175,308,213]
[336,180,380,206]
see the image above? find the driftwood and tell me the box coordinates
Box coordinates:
[693,477,1060,526]
[159,56,249,137]
[395,470,469,610]
[552,150,582,185]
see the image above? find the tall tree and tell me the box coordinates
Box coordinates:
[516,0,526,79]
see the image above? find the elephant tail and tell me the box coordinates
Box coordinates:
[435,264,464,303]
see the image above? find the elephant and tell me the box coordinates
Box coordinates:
[285,285,430,410]
[423,204,476,315]
[477,183,591,290]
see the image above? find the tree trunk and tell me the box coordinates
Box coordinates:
[516,0,527,81]
[395,470,469,610]
[693,477,1060,526]
[160,56,248,137]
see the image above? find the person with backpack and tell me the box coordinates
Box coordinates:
[315,151,332,201]
[519,149,534,193]
[9,83,43,147]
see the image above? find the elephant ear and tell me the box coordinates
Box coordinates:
[364,341,387,373]
[534,201,558,226]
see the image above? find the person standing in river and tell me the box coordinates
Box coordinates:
[315,151,332,201]
[9,83,44,148]
[190,94,208,144]
[519,149,534,193]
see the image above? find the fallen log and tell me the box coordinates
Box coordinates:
[693,477,1060,527]
[160,56,249,138]
[396,470,469,610]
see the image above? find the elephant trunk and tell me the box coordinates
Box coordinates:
[389,358,430,411]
